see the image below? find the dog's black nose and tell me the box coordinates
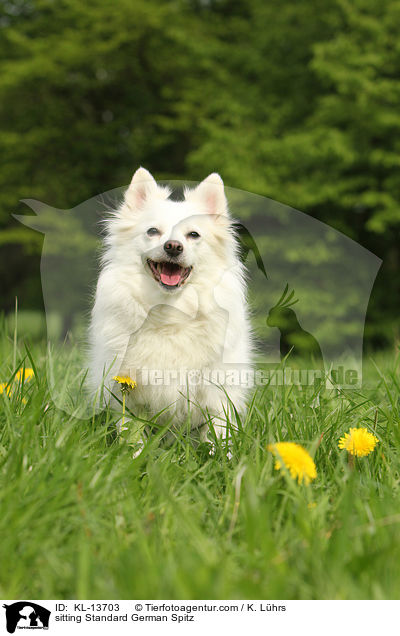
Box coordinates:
[164,240,183,257]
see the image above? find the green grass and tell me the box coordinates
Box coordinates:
[1,322,400,599]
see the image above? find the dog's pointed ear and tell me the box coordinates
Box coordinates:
[125,167,158,210]
[187,173,228,216]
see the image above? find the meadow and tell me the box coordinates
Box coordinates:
[0,316,399,600]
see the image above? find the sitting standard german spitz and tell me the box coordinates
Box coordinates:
[89,168,252,444]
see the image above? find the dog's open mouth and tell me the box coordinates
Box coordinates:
[147,260,192,289]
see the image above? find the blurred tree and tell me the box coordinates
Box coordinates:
[0,0,219,309]
[185,0,400,346]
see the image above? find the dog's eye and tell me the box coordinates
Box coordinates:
[187,231,200,239]
[147,227,160,237]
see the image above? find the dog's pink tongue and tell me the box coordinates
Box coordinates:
[161,271,181,286]
[160,264,182,286]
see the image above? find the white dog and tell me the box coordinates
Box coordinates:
[89,168,252,444]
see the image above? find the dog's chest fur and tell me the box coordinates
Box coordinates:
[124,301,227,373]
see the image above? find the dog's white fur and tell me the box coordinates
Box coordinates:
[88,168,252,440]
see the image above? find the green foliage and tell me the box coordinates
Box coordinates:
[1,0,399,342]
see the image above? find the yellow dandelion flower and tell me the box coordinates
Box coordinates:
[113,375,137,433]
[338,427,379,457]
[268,442,317,485]
[113,375,137,391]
[0,369,33,402]
[15,368,34,383]
[0,382,12,397]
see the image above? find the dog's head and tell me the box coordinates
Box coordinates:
[106,168,236,294]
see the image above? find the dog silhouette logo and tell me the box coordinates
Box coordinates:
[2,602,50,633]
